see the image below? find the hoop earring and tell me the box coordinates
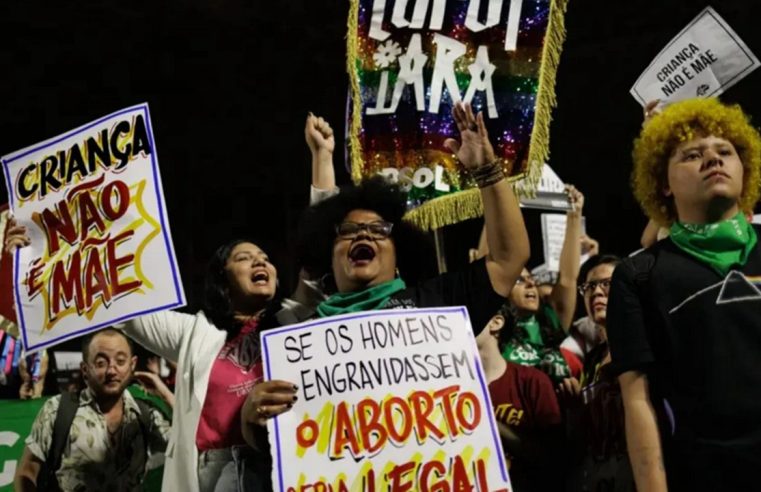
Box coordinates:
[395,267,401,278]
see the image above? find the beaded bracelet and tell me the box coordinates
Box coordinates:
[469,159,505,188]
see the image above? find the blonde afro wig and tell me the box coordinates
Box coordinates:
[632,98,761,224]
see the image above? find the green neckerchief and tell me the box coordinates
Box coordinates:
[669,212,758,276]
[316,278,407,317]
[517,315,544,345]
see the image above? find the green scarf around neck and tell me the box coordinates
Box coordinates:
[669,212,757,276]
[316,278,407,317]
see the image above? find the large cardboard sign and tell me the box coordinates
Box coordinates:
[1,104,185,353]
[261,307,511,491]
[631,6,759,106]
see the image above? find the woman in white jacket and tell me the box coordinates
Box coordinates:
[3,113,337,492]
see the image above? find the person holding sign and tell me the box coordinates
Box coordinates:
[242,101,530,440]
[3,113,339,492]
[607,98,761,491]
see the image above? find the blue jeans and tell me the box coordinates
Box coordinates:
[198,446,272,492]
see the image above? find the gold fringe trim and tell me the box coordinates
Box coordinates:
[522,0,569,200]
[347,0,364,184]
[347,0,569,230]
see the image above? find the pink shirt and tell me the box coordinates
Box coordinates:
[196,320,262,450]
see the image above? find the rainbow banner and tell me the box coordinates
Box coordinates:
[348,0,568,229]
[1,104,185,353]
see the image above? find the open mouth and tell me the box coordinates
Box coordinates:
[252,270,270,285]
[704,171,730,181]
[349,243,376,264]
[524,291,538,301]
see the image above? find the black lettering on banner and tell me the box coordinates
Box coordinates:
[284,332,313,362]
[419,315,438,343]
[406,317,423,345]
[337,324,353,353]
[388,319,408,346]
[360,321,375,350]
[131,114,152,159]
[85,129,111,173]
[373,321,389,348]
[39,155,62,198]
[325,326,339,355]
[16,164,38,200]
[110,120,133,169]
[301,368,316,401]
[436,314,453,340]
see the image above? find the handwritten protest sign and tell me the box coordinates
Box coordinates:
[261,307,511,492]
[541,213,586,272]
[1,104,185,353]
[631,6,759,106]
[348,0,569,230]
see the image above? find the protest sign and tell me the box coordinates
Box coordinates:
[261,307,511,491]
[541,213,586,272]
[631,6,759,106]
[1,104,185,353]
[348,0,569,230]
[516,163,570,211]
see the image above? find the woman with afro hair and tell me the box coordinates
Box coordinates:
[242,101,531,449]
[607,98,761,492]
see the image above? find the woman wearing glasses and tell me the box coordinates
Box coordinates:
[496,185,587,384]
[242,101,530,436]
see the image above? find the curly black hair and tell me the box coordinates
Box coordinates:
[203,238,283,335]
[296,176,436,291]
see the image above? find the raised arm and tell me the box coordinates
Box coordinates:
[548,185,583,331]
[445,102,530,297]
[620,370,668,491]
[305,113,337,194]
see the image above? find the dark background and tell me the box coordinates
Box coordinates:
[2,0,760,310]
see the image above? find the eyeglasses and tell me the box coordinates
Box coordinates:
[515,275,536,285]
[578,278,612,296]
[335,221,394,239]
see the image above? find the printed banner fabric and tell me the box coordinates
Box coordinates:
[348,0,568,230]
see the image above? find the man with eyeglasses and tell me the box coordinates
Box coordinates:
[14,328,172,491]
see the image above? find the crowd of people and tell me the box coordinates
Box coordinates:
[2,96,761,492]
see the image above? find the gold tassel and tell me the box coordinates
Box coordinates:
[346,0,364,184]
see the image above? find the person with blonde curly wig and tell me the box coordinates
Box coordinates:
[607,97,761,492]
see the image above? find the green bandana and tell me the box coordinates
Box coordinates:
[316,278,407,317]
[517,315,544,345]
[669,212,758,276]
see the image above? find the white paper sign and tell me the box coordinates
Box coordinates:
[541,213,587,272]
[631,6,759,106]
[1,104,185,353]
[261,307,511,492]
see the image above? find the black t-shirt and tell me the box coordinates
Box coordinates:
[385,258,505,335]
[607,226,761,486]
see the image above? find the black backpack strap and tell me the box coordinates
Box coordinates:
[39,391,80,491]
[133,397,157,456]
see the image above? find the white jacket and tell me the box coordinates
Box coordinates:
[119,310,226,492]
